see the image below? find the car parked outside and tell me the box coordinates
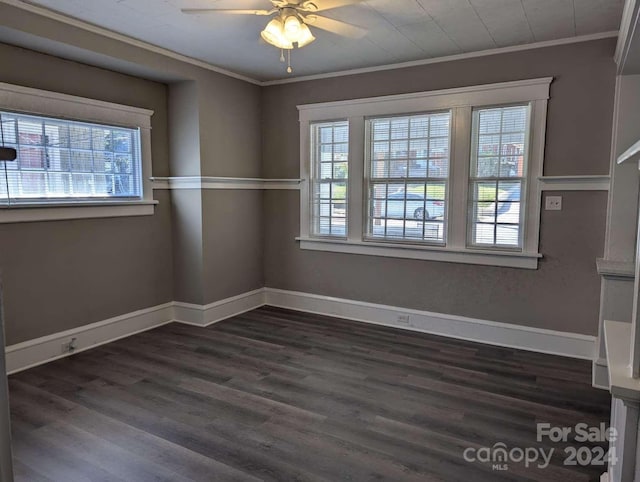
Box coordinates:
[479,185,521,223]
[378,191,445,220]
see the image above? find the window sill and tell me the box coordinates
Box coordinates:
[0,200,157,223]
[296,237,541,269]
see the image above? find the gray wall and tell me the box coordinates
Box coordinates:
[0,31,618,342]
[198,76,262,178]
[0,1,266,307]
[202,190,265,302]
[0,43,173,345]
[168,75,264,305]
[171,190,204,305]
[196,77,263,304]
[262,39,616,335]
[168,80,201,177]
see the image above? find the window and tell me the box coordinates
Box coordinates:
[0,112,142,204]
[366,112,450,243]
[0,82,155,223]
[310,120,349,237]
[469,105,530,249]
[298,78,551,269]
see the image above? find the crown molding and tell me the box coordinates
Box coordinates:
[1,0,619,87]
[263,31,619,86]
[0,0,262,85]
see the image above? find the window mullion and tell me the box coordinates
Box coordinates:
[348,116,364,242]
[299,120,311,239]
[448,106,471,250]
[523,99,544,254]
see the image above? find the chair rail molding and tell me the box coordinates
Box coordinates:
[538,175,611,191]
[151,177,302,190]
[597,258,636,280]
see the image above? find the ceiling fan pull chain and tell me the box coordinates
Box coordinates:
[280,49,285,63]
[287,49,293,74]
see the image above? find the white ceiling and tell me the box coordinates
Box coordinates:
[24,0,624,81]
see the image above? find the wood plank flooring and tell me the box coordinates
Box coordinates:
[9,306,611,481]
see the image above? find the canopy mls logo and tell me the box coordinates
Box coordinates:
[463,422,617,472]
[537,422,616,443]
[463,443,554,471]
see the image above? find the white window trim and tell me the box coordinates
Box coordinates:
[0,82,155,223]
[297,78,552,269]
[467,104,531,250]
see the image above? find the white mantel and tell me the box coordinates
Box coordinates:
[596,37,640,475]
[594,75,640,392]
[604,317,640,482]
[601,115,640,481]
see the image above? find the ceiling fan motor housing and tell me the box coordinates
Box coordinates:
[181,0,368,73]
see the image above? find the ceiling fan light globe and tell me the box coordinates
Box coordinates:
[283,15,302,41]
[295,23,316,48]
[261,18,293,49]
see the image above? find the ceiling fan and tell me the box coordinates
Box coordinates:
[181,0,368,73]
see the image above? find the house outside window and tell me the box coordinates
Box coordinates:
[0,82,155,223]
[0,112,142,203]
[297,78,551,269]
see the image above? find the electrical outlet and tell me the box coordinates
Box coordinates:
[397,314,410,324]
[545,196,562,211]
[61,337,78,354]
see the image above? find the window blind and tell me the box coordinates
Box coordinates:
[310,120,349,237]
[0,111,142,205]
[366,112,450,243]
[469,104,530,249]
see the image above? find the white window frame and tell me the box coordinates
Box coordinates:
[364,111,452,246]
[297,78,551,269]
[0,82,156,223]
[309,120,350,238]
[467,104,532,250]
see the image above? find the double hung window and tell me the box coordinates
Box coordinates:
[299,78,551,269]
[0,82,154,223]
[366,112,450,244]
[0,111,142,204]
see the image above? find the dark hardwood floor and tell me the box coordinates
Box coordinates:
[9,306,611,481]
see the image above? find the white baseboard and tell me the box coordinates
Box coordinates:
[263,288,597,360]
[5,302,174,374]
[5,288,266,374]
[593,357,610,389]
[5,287,596,374]
[173,289,265,327]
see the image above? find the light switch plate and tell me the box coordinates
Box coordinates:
[545,195,562,211]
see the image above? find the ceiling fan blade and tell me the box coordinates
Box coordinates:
[304,15,367,38]
[181,9,274,15]
[300,0,368,12]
